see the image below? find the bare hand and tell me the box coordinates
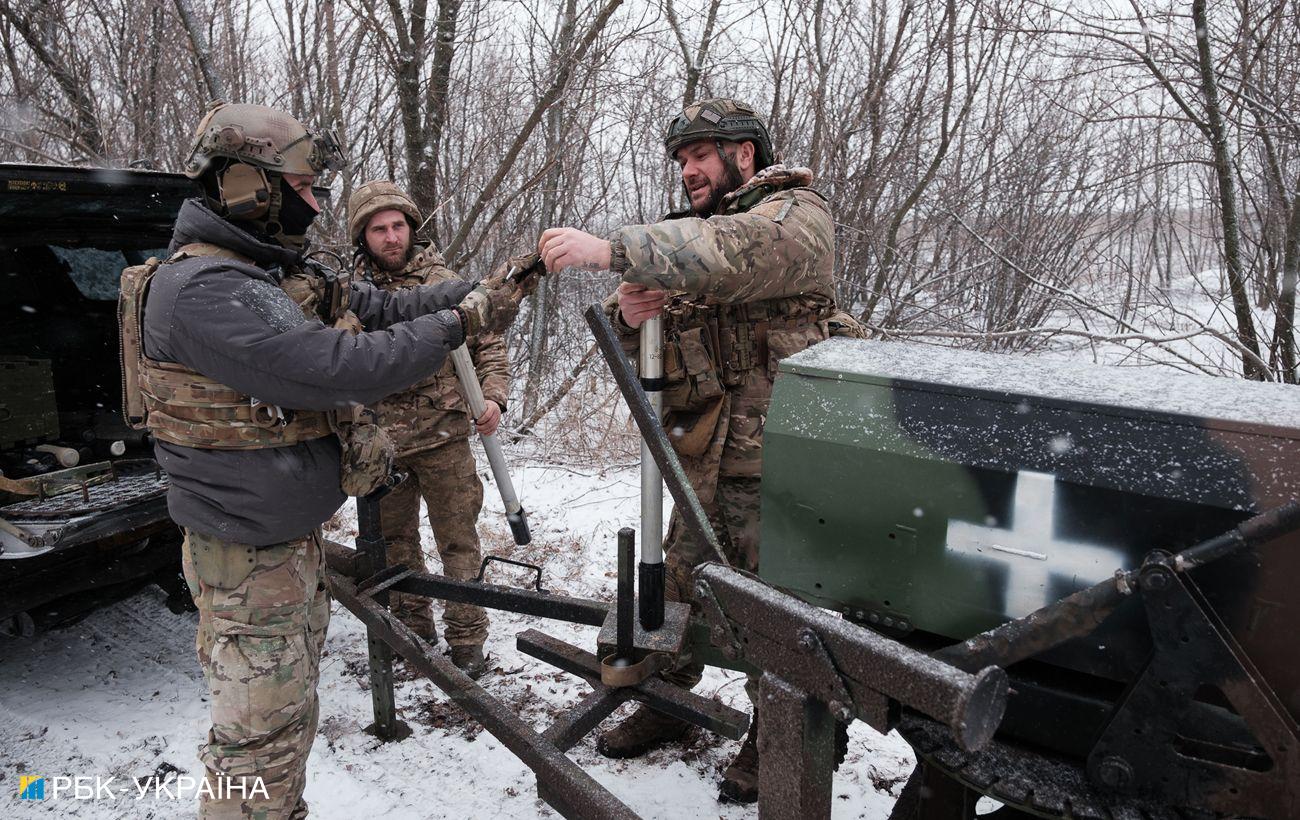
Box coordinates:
[617,282,668,328]
[538,227,611,273]
[475,400,502,436]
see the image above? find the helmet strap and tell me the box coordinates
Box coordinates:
[266,176,314,252]
[262,176,287,247]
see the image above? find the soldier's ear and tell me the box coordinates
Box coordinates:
[738,140,756,175]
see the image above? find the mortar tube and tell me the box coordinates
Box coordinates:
[639,317,665,630]
[450,344,531,544]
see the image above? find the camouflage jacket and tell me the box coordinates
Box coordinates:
[606,165,840,500]
[357,244,510,457]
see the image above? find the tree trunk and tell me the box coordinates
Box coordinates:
[0,2,109,160]
[1191,0,1265,380]
[521,0,578,419]
[422,0,461,244]
[172,0,226,101]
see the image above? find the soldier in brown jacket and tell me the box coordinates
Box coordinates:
[348,181,509,679]
[539,98,862,803]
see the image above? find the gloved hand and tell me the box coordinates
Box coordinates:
[454,252,546,337]
[456,280,521,337]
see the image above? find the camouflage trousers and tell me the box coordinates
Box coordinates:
[661,475,761,692]
[380,439,490,646]
[181,528,330,820]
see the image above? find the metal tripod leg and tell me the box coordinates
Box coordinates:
[759,673,836,820]
[356,491,411,741]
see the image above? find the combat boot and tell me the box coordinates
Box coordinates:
[450,644,487,680]
[596,705,693,759]
[718,714,759,804]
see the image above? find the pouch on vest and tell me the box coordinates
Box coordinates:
[665,395,724,458]
[663,326,724,412]
[338,416,395,497]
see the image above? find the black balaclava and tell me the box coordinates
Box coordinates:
[276,176,319,245]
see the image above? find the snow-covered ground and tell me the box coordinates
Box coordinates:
[0,452,916,819]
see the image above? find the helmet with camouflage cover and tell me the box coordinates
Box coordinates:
[183,102,346,250]
[347,180,422,244]
[663,98,775,170]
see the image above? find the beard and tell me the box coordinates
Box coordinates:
[373,240,414,272]
[690,156,747,217]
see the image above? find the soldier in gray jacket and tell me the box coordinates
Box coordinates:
[119,102,520,819]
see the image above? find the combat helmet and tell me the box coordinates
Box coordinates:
[183,102,346,249]
[347,180,422,245]
[663,98,774,170]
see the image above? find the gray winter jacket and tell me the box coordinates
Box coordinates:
[144,199,470,545]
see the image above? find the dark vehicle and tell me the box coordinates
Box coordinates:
[763,339,1300,818]
[0,163,198,634]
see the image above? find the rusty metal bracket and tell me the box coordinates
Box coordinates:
[1085,564,1299,818]
[356,565,413,598]
[694,570,744,661]
[793,627,859,724]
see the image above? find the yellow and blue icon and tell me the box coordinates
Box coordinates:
[18,775,45,800]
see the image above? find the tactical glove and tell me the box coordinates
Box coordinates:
[456,281,521,337]
[454,252,546,337]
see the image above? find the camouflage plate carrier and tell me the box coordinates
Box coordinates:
[119,246,393,496]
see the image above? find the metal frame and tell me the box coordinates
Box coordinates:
[318,302,1013,819]
[318,305,1300,820]
[886,502,1300,819]
[694,564,1009,820]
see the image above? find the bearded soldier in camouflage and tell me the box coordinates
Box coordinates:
[539,97,861,804]
[347,181,505,678]
[121,103,521,819]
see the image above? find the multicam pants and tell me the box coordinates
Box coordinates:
[181,528,330,820]
[661,475,761,690]
[379,439,490,647]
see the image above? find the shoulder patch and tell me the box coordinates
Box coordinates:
[233,279,307,333]
[749,193,800,224]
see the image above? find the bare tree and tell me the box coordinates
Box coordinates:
[172,0,225,101]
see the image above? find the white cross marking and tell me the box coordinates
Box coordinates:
[945,471,1127,619]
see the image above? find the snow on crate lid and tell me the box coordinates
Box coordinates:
[784,338,1300,437]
